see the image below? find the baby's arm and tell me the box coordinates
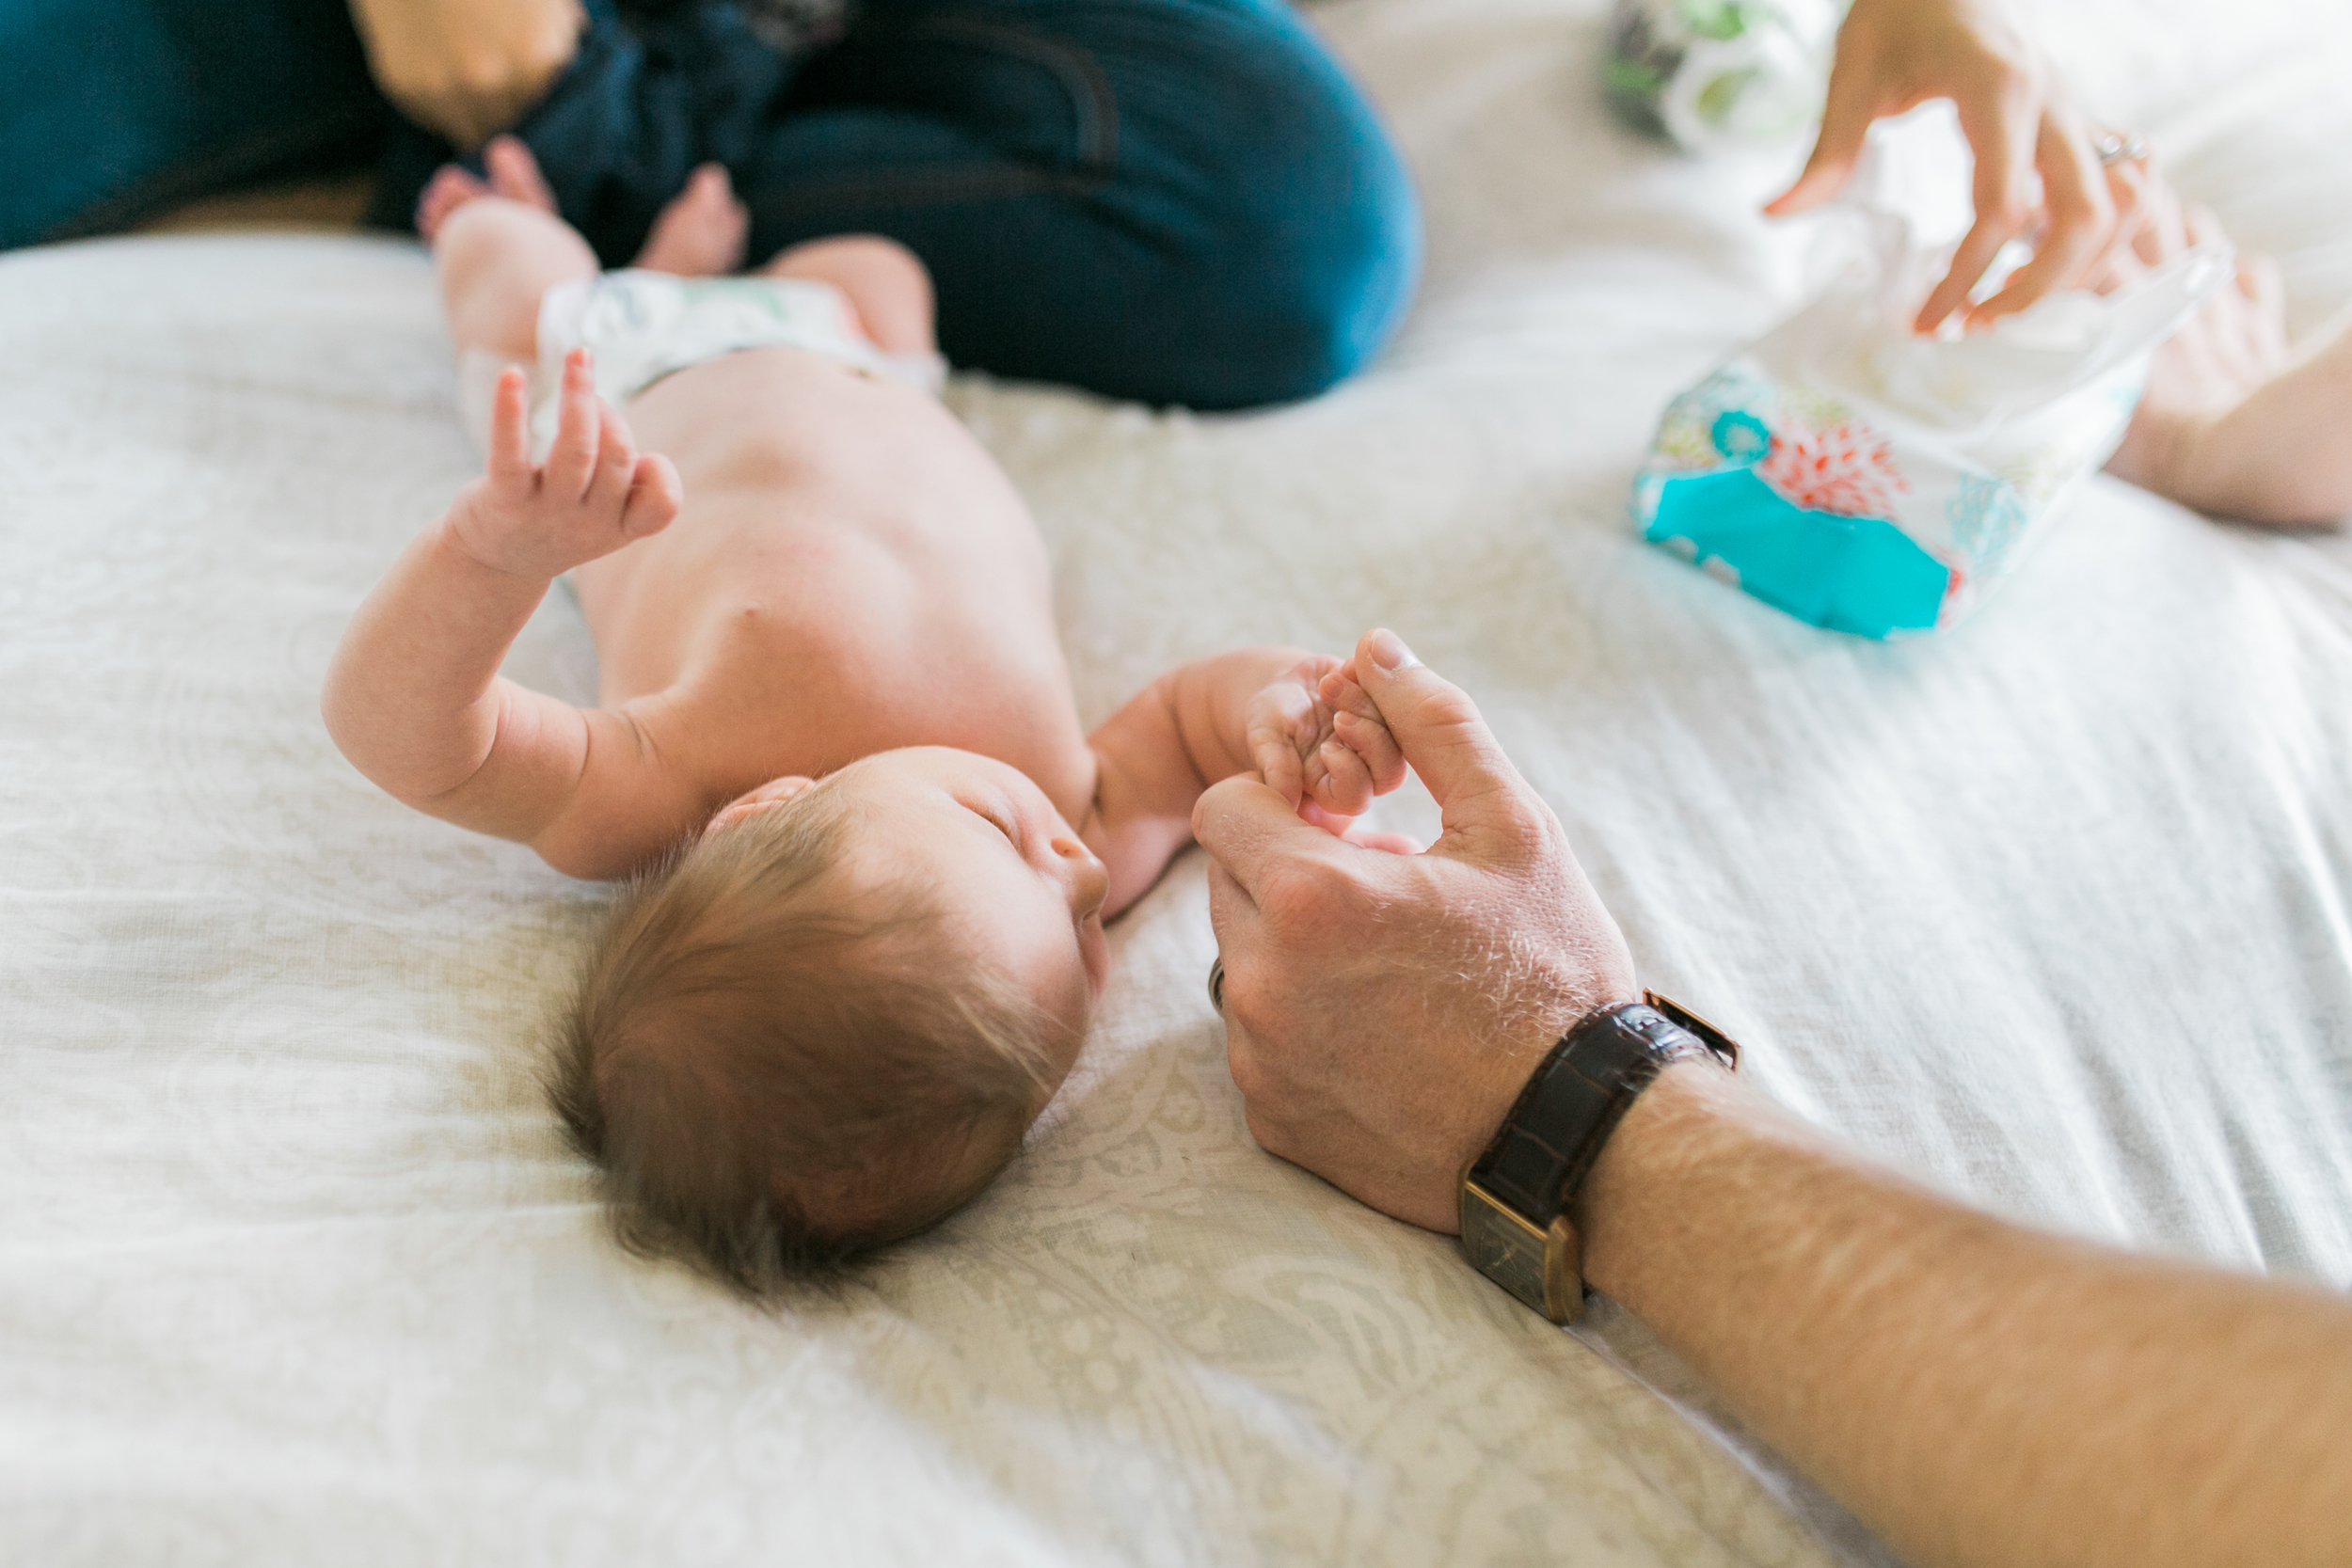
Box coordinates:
[1084,648,1407,916]
[322,351,685,878]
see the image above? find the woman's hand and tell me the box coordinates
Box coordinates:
[1765,0,2116,333]
[348,0,585,150]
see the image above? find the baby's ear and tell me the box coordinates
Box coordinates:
[703,775,818,838]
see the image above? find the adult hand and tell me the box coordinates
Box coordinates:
[1765,0,2115,333]
[1192,630,1637,1232]
[348,0,585,150]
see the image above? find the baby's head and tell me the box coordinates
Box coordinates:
[551,748,1110,1293]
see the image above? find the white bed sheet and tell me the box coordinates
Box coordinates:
[5,1,2350,1563]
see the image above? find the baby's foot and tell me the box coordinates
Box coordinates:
[416,135,559,241]
[417,165,490,241]
[632,165,749,277]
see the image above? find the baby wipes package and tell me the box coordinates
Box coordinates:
[1632,184,2231,637]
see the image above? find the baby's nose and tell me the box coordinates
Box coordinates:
[1053,835,1109,916]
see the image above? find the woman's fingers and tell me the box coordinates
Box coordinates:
[1765,56,1880,217]
[1968,110,2116,325]
[1918,81,2037,329]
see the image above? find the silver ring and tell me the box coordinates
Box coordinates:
[1208,958,1225,1012]
[2093,131,2148,167]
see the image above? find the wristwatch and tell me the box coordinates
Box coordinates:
[1458,991,1740,1323]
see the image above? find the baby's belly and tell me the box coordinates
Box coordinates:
[623,346,967,498]
[562,350,1075,800]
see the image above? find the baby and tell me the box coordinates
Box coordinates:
[324,140,1406,1291]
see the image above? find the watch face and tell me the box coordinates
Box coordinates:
[1459,1181,1555,1319]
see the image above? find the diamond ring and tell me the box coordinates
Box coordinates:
[2093,131,2148,167]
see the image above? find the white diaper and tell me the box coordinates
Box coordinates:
[458,269,946,457]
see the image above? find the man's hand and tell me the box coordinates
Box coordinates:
[1765,0,2115,333]
[1194,629,1638,1232]
[446,351,682,580]
[349,0,584,150]
[1243,654,1406,829]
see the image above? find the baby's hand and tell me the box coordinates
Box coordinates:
[445,349,683,579]
[1245,654,1407,826]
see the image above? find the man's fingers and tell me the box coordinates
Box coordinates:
[547,349,599,498]
[486,368,532,488]
[1194,774,1352,907]
[1338,823,1425,855]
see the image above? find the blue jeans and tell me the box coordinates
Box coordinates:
[0,0,382,247]
[4,0,1420,409]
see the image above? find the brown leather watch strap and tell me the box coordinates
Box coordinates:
[1469,996,1733,1227]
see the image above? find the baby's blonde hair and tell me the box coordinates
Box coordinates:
[549,784,1060,1295]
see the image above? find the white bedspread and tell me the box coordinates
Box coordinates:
[5,1,2349,1562]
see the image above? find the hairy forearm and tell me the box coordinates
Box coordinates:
[1580,1066,2352,1568]
[321,517,564,811]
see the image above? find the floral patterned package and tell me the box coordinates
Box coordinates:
[1632,211,2232,638]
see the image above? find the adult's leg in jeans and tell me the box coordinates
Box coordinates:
[0,0,383,250]
[742,0,1422,409]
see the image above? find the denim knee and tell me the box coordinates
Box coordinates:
[1216,133,1422,406]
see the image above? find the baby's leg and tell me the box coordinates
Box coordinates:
[757,236,937,357]
[434,195,600,366]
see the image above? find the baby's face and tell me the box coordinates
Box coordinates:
[711,748,1111,1083]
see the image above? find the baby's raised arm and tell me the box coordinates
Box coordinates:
[322,351,684,878]
[1084,646,1407,915]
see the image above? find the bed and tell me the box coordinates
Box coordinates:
[6,0,2349,1561]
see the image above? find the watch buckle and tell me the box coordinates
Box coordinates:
[1644,989,1740,1071]
[1458,1171,1586,1324]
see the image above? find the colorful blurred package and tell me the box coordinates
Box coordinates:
[1632,201,2231,638]
[1603,0,1834,154]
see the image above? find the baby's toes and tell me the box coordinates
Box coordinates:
[485,135,557,212]
[416,166,489,240]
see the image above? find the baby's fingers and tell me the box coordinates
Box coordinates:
[1245,690,1313,807]
[486,368,533,492]
[621,453,683,541]
[588,396,640,512]
[547,348,601,499]
[1307,737,1375,817]
[1321,674,1407,796]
